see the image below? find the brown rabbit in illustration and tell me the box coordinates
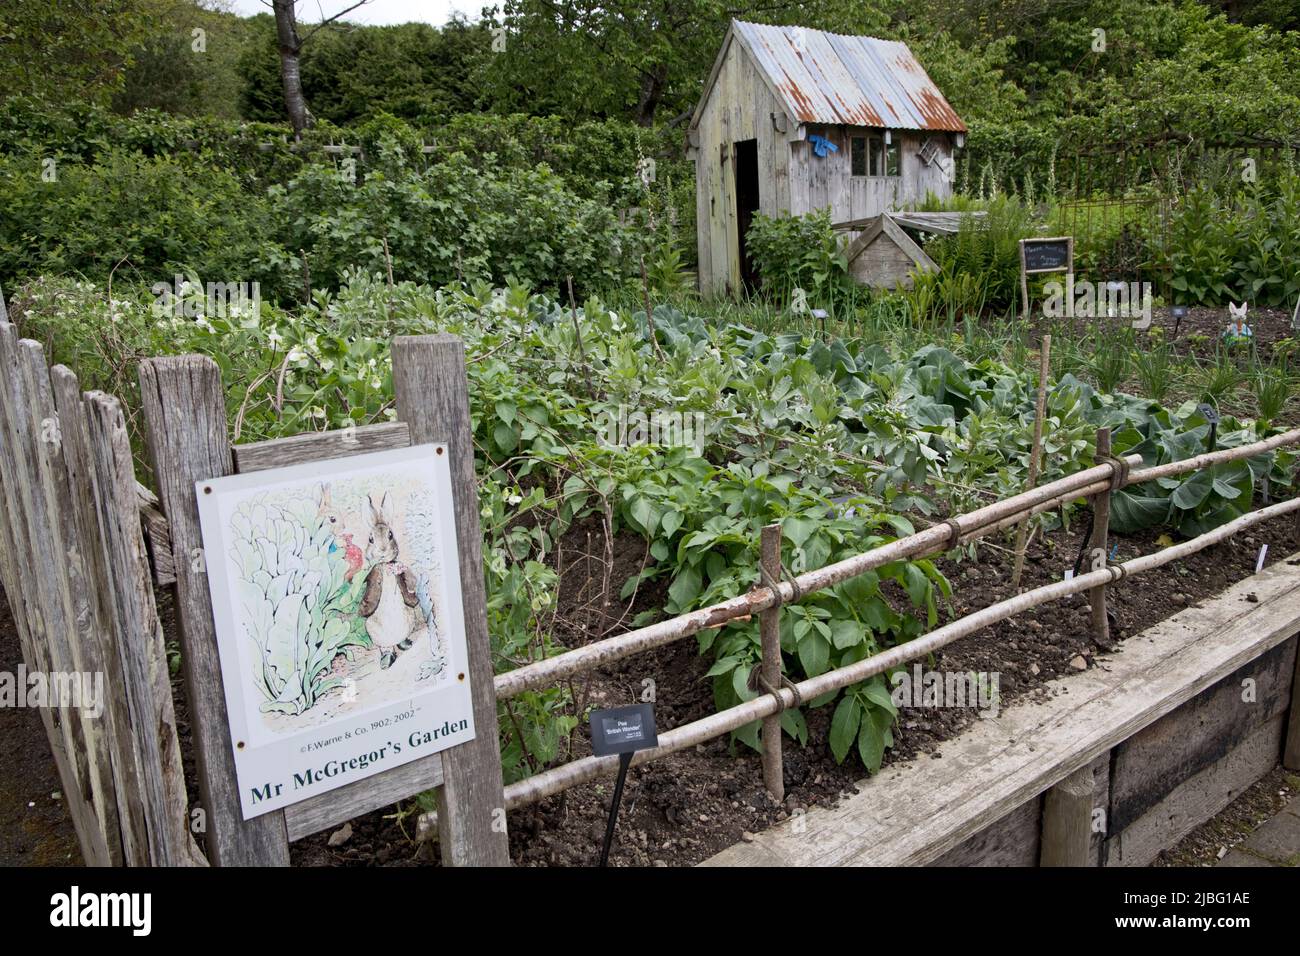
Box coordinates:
[358,492,423,669]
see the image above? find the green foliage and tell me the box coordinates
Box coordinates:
[910,196,1035,316]
[0,148,295,298]
[272,150,632,294]
[238,15,494,125]
[1109,399,1293,537]
[0,0,172,104]
[745,210,850,307]
[20,270,1298,778]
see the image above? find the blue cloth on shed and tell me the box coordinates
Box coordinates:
[807,134,838,158]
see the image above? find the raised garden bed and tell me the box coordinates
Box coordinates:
[704,551,1300,866]
[284,510,1300,866]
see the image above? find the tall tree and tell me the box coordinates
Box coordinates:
[268,0,370,136]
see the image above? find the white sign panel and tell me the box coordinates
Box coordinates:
[196,444,475,819]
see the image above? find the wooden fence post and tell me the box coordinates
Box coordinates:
[392,334,511,866]
[759,524,785,803]
[83,389,208,865]
[139,355,290,866]
[1011,333,1050,590]
[1090,427,1113,648]
[1040,764,1095,866]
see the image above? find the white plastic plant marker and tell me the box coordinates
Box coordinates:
[195,444,474,819]
[1256,544,1268,573]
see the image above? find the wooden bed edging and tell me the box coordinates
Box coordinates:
[702,551,1300,867]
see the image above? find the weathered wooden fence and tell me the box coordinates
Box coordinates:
[0,305,509,865]
[0,316,203,866]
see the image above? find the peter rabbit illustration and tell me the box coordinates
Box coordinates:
[358,493,424,669]
[316,483,363,580]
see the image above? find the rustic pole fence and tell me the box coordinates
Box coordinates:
[758,524,785,803]
[417,425,1300,838]
[1089,427,1114,648]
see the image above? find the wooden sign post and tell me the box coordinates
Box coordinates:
[139,333,510,866]
[1019,236,1074,322]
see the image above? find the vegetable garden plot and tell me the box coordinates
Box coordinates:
[4,279,1300,867]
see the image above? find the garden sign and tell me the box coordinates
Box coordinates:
[1019,236,1074,319]
[196,444,475,819]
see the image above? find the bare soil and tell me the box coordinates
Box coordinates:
[1153,766,1300,867]
[4,499,1298,869]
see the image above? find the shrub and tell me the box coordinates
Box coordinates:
[745,210,850,308]
[0,148,296,298]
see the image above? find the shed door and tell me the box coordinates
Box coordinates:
[733,139,760,291]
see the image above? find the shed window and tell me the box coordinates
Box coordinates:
[851,137,867,176]
[852,134,900,177]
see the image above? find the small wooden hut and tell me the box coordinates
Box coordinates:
[687,20,968,296]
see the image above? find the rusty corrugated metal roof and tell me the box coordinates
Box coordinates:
[730,20,967,133]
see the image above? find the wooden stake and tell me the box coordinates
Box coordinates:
[759,524,785,803]
[1090,427,1113,649]
[139,355,291,866]
[1039,763,1094,866]
[392,335,511,866]
[1011,333,1050,589]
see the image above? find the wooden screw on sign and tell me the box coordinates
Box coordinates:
[139,335,510,866]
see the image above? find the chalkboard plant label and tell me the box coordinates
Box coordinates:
[590,703,658,756]
[1021,238,1072,273]
[195,444,475,819]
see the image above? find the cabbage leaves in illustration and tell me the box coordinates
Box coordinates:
[229,495,370,716]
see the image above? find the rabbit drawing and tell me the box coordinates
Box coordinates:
[358,493,424,669]
[317,483,363,580]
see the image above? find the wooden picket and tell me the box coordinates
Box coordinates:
[0,317,204,867]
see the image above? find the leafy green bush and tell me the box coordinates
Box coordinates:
[271,150,633,295]
[0,148,296,298]
[746,210,850,307]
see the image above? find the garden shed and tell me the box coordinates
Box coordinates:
[687,20,967,296]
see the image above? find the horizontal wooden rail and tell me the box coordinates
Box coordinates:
[494,455,1143,700]
[494,427,1300,702]
[418,492,1300,839]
